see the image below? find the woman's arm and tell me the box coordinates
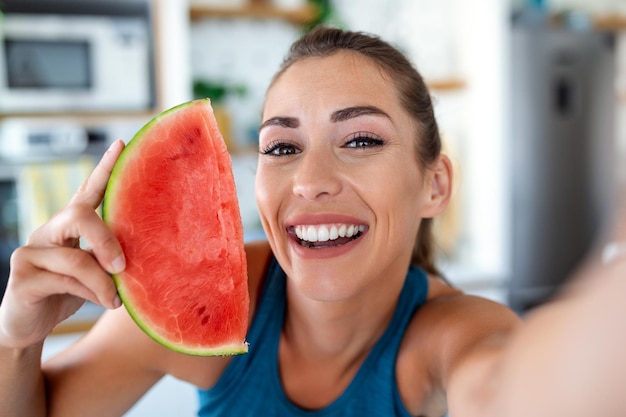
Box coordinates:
[42,307,171,417]
[0,138,271,416]
[445,206,626,417]
[0,141,127,416]
[491,255,626,417]
[0,343,47,416]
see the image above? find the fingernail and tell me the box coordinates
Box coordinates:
[105,140,117,153]
[111,255,126,274]
[113,295,122,309]
[106,139,123,153]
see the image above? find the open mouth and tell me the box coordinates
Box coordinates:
[291,224,366,249]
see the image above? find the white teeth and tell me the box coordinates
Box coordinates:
[329,225,339,240]
[317,225,330,242]
[306,225,318,242]
[294,224,365,243]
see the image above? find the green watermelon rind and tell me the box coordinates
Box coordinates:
[115,279,249,356]
[103,98,249,357]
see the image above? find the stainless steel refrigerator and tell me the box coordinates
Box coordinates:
[508,23,617,312]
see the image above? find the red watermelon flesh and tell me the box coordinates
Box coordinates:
[103,99,249,356]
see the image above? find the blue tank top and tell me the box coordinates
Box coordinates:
[197,257,429,416]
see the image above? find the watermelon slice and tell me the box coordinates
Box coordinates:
[103,99,249,356]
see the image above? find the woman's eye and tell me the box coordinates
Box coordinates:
[343,135,384,149]
[260,141,301,156]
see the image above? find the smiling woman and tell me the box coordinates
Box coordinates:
[265,27,446,277]
[1,25,626,417]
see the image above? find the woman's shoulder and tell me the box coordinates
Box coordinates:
[245,239,273,277]
[398,274,521,406]
[244,240,273,320]
[420,274,520,331]
[408,274,520,358]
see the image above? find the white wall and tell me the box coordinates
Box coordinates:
[449,0,511,282]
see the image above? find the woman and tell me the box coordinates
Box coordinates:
[0,26,625,417]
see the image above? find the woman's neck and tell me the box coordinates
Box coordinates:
[277,270,407,410]
[282,270,405,360]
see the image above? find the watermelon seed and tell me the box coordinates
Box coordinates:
[197,306,206,316]
[184,127,201,147]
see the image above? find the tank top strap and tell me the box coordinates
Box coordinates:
[377,264,429,352]
[346,266,428,390]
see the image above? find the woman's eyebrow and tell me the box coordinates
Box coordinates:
[330,105,391,123]
[259,116,299,132]
[258,105,389,132]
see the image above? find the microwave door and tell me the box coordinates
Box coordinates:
[1,38,93,112]
[5,39,92,90]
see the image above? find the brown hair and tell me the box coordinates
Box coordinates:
[270,26,444,276]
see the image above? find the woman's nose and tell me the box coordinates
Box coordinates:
[292,148,342,201]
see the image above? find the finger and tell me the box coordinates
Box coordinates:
[15,267,102,309]
[27,205,127,275]
[11,245,121,309]
[30,201,126,274]
[70,139,125,209]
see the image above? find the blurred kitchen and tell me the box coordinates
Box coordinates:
[0,0,625,415]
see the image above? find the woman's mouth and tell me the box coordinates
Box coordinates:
[291,224,366,248]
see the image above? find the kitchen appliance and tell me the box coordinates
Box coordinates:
[0,0,155,114]
[508,23,617,312]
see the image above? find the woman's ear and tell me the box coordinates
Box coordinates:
[421,154,453,219]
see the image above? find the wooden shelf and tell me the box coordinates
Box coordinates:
[426,78,466,92]
[592,14,626,31]
[0,110,159,122]
[189,2,319,25]
[548,12,626,31]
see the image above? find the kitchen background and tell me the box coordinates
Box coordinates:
[1,0,625,415]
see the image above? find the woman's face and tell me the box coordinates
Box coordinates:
[256,51,446,301]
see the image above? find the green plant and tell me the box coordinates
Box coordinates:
[192,80,246,103]
[304,0,343,32]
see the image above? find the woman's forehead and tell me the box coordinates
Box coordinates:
[274,51,390,83]
[264,51,401,116]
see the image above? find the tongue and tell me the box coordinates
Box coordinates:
[300,236,354,248]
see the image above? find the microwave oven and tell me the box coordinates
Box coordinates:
[0,0,156,114]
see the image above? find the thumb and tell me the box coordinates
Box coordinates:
[70,139,125,209]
